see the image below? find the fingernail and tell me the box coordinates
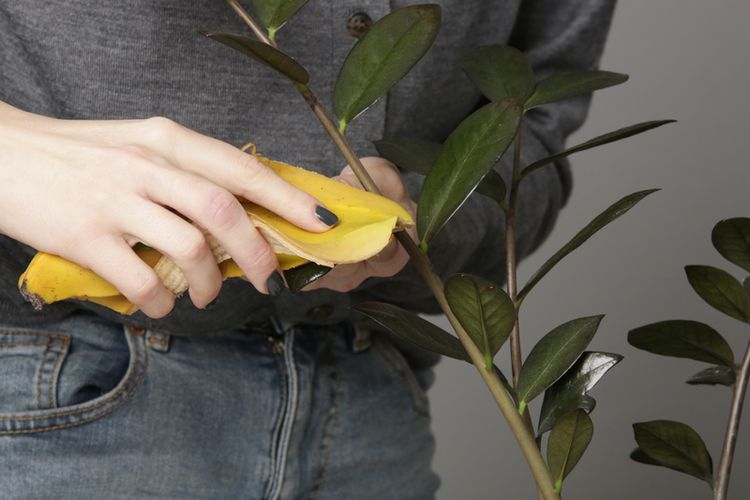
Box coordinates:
[315,205,339,227]
[266,271,286,296]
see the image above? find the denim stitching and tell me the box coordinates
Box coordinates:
[49,337,70,408]
[263,337,289,499]
[0,327,147,427]
[34,339,54,410]
[309,339,341,499]
[0,342,53,348]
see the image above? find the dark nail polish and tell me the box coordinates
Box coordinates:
[266,271,286,296]
[315,205,339,227]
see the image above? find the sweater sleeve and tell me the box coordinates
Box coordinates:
[351,0,618,314]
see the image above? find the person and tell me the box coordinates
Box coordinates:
[0,1,616,498]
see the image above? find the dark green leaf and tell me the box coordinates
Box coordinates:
[538,351,622,434]
[633,420,714,487]
[547,410,594,493]
[518,190,659,303]
[445,274,516,369]
[522,120,676,178]
[334,5,441,129]
[628,320,735,367]
[744,276,750,296]
[201,32,309,84]
[249,0,308,35]
[686,366,736,387]
[517,316,604,410]
[373,137,506,205]
[460,45,534,102]
[712,218,750,273]
[353,301,468,361]
[417,99,522,247]
[685,265,750,322]
[525,70,628,109]
[284,263,331,293]
[630,448,662,466]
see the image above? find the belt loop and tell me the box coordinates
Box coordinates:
[350,323,373,353]
[145,329,171,353]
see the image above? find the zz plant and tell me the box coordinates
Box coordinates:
[203,2,673,498]
[629,218,750,500]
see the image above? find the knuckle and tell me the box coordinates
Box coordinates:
[175,228,210,263]
[201,188,242,229]
[245,242,276,275]
[129,272,163,304]
[141,116,181,143]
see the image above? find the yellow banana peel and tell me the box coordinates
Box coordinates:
[18,149,414,315]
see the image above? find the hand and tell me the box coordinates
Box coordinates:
[302,157,418,293]
[0,102,339,318]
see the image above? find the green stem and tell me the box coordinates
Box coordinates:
[506,127,523,387]
[225,0,277,48]
[714,340,750,500]
[227,5,557,499]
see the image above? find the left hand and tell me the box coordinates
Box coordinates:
[301,157,418,293]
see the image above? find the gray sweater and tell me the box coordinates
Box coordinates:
[0,0,615,335]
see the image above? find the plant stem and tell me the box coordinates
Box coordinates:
[506,128,524,387]
[225,0,277,48]
[227,5,558,499]
[715,340,750,500]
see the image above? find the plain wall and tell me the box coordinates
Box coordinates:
[430,1,750,498]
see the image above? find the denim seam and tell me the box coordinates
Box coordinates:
[263,342,288,499]
[0,326,147,432]
[0,342,53,348]
[35,338,68,410]
[48,337,70,408]
[372,336,430,418]
[309,344,341,499]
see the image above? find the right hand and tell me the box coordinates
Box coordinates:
[0,102,339,318]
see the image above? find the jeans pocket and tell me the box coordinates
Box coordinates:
[371,332,432,418]
[0,313,148,436]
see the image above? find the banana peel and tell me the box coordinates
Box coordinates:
[18,149,414,315]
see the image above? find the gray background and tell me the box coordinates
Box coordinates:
[429,1,750,498]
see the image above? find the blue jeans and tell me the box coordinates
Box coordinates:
[0,310,439,499]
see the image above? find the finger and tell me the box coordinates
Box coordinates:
[118,200,223,309]
[79,236,175,318]
[139,170,280,294]
[136,117,338,232]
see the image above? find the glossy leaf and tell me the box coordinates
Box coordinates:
[418,98,522,248]
[630,448,662,466]
[538,351,622,434]
[460,45,534,102]
[353,301,468,361]
[547,410,594,493]
[686,366,736,387]
[633,420,714,487]
[518,190,659,303]
[249,0,308,35]
[712,218,750,273]
[373,137,506,205]
[628,320,735,367]
[522,120,676,178]
[201,32,309,84]
[334,5,441,129]
[685,265,750,322]
[284,263,331,293]
[445,274,516,369]
[525,70,628,109]
[517,316,604,410]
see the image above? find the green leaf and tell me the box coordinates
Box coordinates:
[417,98,522,246]
[334,5,441,129]
[517,316,604,410]
[633,420,714,487]
[685,265,750,322]
[627,320,735,367]
[353,301,468,361]
[249,0,309,35]
[284,263,331,293]
[522,120,676,178]
[538,351,622,434]
[201,32,309,84]
[460,45,534,102]
[712,218,750,273]
[525,70,629,110]
[373,137,506,205]
[745,276,750,296]
[445,274,516,369]
[630,448,662,466]
[547,410,594,493]
[686,366,736,387]
[518,190,659,303]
